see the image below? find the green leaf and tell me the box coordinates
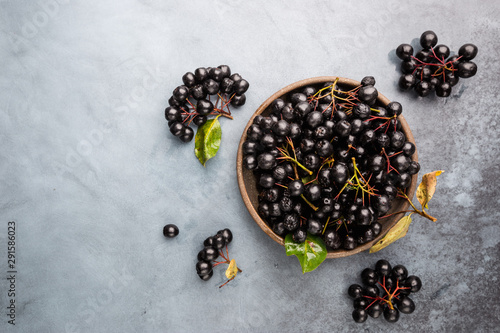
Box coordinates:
[301,174,315,184]
[194,116,222,166]
[285,233,327,274]
[416,170,444,209]
[369,214,413,253]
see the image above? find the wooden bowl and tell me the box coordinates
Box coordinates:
[236,76,418,258]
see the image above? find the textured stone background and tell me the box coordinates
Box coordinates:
[1,0,499,332]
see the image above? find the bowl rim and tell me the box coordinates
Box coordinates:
[236,76,418,258]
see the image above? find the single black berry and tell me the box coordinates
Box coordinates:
[163,224,179,238]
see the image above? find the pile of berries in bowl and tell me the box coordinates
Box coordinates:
[236,76,419,258]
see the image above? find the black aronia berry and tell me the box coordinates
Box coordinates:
[395,31,478,97]
[241,77,419,254]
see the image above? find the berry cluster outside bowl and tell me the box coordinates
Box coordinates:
[236,76,418,259]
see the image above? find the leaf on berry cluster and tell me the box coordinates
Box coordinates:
[285,233,327,274]
[301,174,315,184]
[225,259,238,279]
[369,214,413,254]
[194,116,222,166]
[416,170,444,209]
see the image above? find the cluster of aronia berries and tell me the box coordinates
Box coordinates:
[196,229,240,287]
[396,30,478,97]
[242,77,419,250]
[349,260,422,323]
[165,65,250,142]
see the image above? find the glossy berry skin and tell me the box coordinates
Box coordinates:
[358,86,378,105]
[163,224,179,238]
[213,234,226,249]
[288,180,304,197]
[316,140,333,157]
[436,82,452,97]
[343,235,357,250]
[324,229,342,249]
[384,307,400,322]
[396,43,414,60]
[433,44,450,60]
[353,103,371,119]
[401,59,417,74]
[257,153,276,170]
[196,261,212,275]
[192,115,207,126]
[190,84,206,100]
[305,219,322,236]
[200,247,219,261]
[194,67,209,82]
[179,126,194,142]
[217,228,233,244]
[407,161,420,175]
[272,120,291,137]
[364,285,379,297]
[331,163,348,184]
[182,72,196,87]
[259,174,275,189]
[399,74,416,90]
[397,296,415,314]
[273,222,286,236]
[391,131,405,149]
[335,120,351,137]
[292,228,307,243]
[243,155,257,170]
[361,76,376,86]
[420,30,438,49]
[203,79,219,95]
[353,297,369,309]
[459,43,478,61]
[203,236,215,247]
[231,94,246,106]
[375,259,392,277]
[294,101,312,118]
[361,268,378,286]
[306,111,323,128]
[234,79,250,95]
[305,184,322,202]
[402,141,416,156]
[392,154,410,172]
[404,275,422,292]
[169,122,185,137]
[220,78,235,94]
[173,85,189,102]
[165,106,182,122]
[392,265,408,281]
[352,308,368,323]
[356,207,372,226]
[209,67,224,82]
[415,80,432,97]
[367,303,383,318]
[348,284,363,299]
[197,99,214,116]
[198,270,213,281]
[371,222,382,236]
[386,101,402,116]
[457,62,477,78]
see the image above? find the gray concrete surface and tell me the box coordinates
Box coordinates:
[1,0,499,332]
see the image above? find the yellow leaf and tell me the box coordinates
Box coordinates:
[225,259,238,279]
[416,170,444,209]
[370,214,412,253]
